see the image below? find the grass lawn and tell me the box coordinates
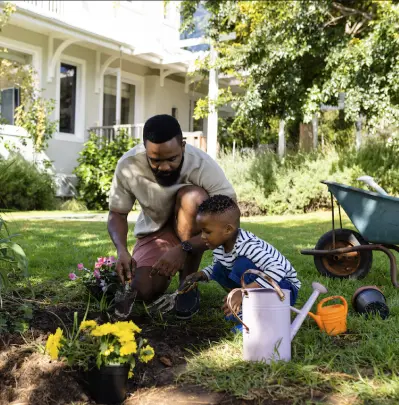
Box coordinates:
[5,211,399,404]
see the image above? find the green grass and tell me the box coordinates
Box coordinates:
[5,211,399,404]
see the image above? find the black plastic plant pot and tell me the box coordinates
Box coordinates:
[352,286,390,320]
[88,364,129,404]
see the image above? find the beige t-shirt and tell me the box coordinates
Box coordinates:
[109,143,236,238]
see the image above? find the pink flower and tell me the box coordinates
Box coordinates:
[95,262,102,269]
[69,273,77,281]
[106,256,116,266]
[77,263,84,270]
[93,269,101,279]
[97,257,106,265]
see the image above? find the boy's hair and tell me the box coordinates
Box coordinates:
[143,114,183,144]
[198,195,241,219]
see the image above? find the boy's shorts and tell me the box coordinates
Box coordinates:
[211,256,299,306]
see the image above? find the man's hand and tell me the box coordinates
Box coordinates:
[150,246,187,278]
[116,250,137,284]
[222,290,243,317]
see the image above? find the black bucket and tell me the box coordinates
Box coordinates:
[352,286,389,320]
[87,364,129,404]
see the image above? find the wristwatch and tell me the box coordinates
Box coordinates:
[181,241,193,254]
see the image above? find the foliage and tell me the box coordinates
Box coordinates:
[45,314,155,378]
[74,131,139,210]
[0,154,56,210]
[181,1,399,139]
[68,256,119,303]
[0,3,57,153]
[0,295,33,333]
[57,198,88,212]
[340,137,399,196]
[15,97,58,153]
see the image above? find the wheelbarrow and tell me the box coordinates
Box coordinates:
[301,177,399,287]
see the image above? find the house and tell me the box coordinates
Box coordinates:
[0,1,235,196]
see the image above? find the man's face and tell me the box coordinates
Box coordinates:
[145,137,185,187]
[196,213,232,250]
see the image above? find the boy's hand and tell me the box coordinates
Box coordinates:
[180,271,207,291]
[222,290,243,317]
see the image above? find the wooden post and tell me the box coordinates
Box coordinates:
[312,114,318,149]
[278,119,286,158]
[207,42,218,160]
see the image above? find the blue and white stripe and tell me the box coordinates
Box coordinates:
[202,229,301,290]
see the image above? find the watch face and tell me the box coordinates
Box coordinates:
[182,241,193,253]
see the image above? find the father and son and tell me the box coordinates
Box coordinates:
[108,114,301,330]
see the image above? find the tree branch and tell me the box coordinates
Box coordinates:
[332,2,373,20]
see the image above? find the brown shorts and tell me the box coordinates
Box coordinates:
[132,227,181,268]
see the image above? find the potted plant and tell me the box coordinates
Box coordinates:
[69,256,119,304]
[45,315,155,404]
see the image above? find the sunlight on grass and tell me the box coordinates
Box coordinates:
[6,211,399,403]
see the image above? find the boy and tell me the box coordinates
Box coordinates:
[183,195,301,328]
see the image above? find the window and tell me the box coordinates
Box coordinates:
[103,75,136,126]
[0,88,20,125]
[59,63,77,134]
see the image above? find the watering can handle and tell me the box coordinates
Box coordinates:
[318,295,348,313]
[240,269,286,301]
[226,288,250,332]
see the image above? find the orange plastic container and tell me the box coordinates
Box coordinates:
[308,296,348,336]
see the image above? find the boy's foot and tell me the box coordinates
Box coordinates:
[225,311,243,334]
[175,287,200,319]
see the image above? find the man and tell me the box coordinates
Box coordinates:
[108,114,236,319]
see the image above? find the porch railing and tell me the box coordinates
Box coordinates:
[22,1,64,14]
[88,124,144,144]
[88,125,207,152]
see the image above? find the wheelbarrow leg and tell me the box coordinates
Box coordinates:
[379,245,399,288]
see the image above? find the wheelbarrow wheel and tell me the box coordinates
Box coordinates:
[314,229,372,279]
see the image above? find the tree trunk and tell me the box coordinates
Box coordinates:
[355,115,363,151]
[312,114,318,149]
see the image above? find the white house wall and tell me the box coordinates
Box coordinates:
[0,25,200,177]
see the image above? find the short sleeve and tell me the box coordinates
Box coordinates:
[108,164,136,213]
[199,158,237,201]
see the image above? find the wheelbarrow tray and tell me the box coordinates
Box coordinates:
[323,181,399,245]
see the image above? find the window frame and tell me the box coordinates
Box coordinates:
[55,55,86,142]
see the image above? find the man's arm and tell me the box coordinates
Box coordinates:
[108,211,135,283]
[108,211,129,254]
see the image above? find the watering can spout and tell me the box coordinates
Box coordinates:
[290,282,328,341]
[307,311,323,330]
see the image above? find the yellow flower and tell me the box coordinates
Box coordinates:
[45,327,64,360]
[91,323,116,337]
[139,345,155,363]
[114,320,141,334]
[120,340,137,356]
[109,345,114,353]
[128,370,134,379]
[80,320,98,330]
[103,349,111,356]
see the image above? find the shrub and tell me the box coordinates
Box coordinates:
[0,154,56,210]
[57,198,88,211]
[74,131,139,210]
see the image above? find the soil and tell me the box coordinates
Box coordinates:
[0,306,286,405]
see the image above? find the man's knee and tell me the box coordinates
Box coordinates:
[175,185,209,214]
[131,267,169,302]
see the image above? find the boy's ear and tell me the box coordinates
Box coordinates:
[225,223,235,234]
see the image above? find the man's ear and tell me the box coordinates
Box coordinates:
[182,140,186,151]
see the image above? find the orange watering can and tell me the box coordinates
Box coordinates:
[308,296,348,336]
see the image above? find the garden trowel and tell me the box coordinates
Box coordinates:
[114,281,137,320]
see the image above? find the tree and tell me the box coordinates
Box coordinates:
[0,2,57,153]
[180,0,399,143]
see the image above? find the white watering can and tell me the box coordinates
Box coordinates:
[227,270,328,363]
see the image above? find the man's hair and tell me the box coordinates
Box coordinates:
[198,195,240,218]
[143,114,183,144]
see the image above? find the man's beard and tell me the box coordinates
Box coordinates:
[150,156,184,187]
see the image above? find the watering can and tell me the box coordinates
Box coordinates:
[226,270,327,363]
[308,296,348,336]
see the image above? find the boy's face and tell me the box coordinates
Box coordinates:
[196,213,235,250]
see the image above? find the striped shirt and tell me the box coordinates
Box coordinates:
[202,229,301,290]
